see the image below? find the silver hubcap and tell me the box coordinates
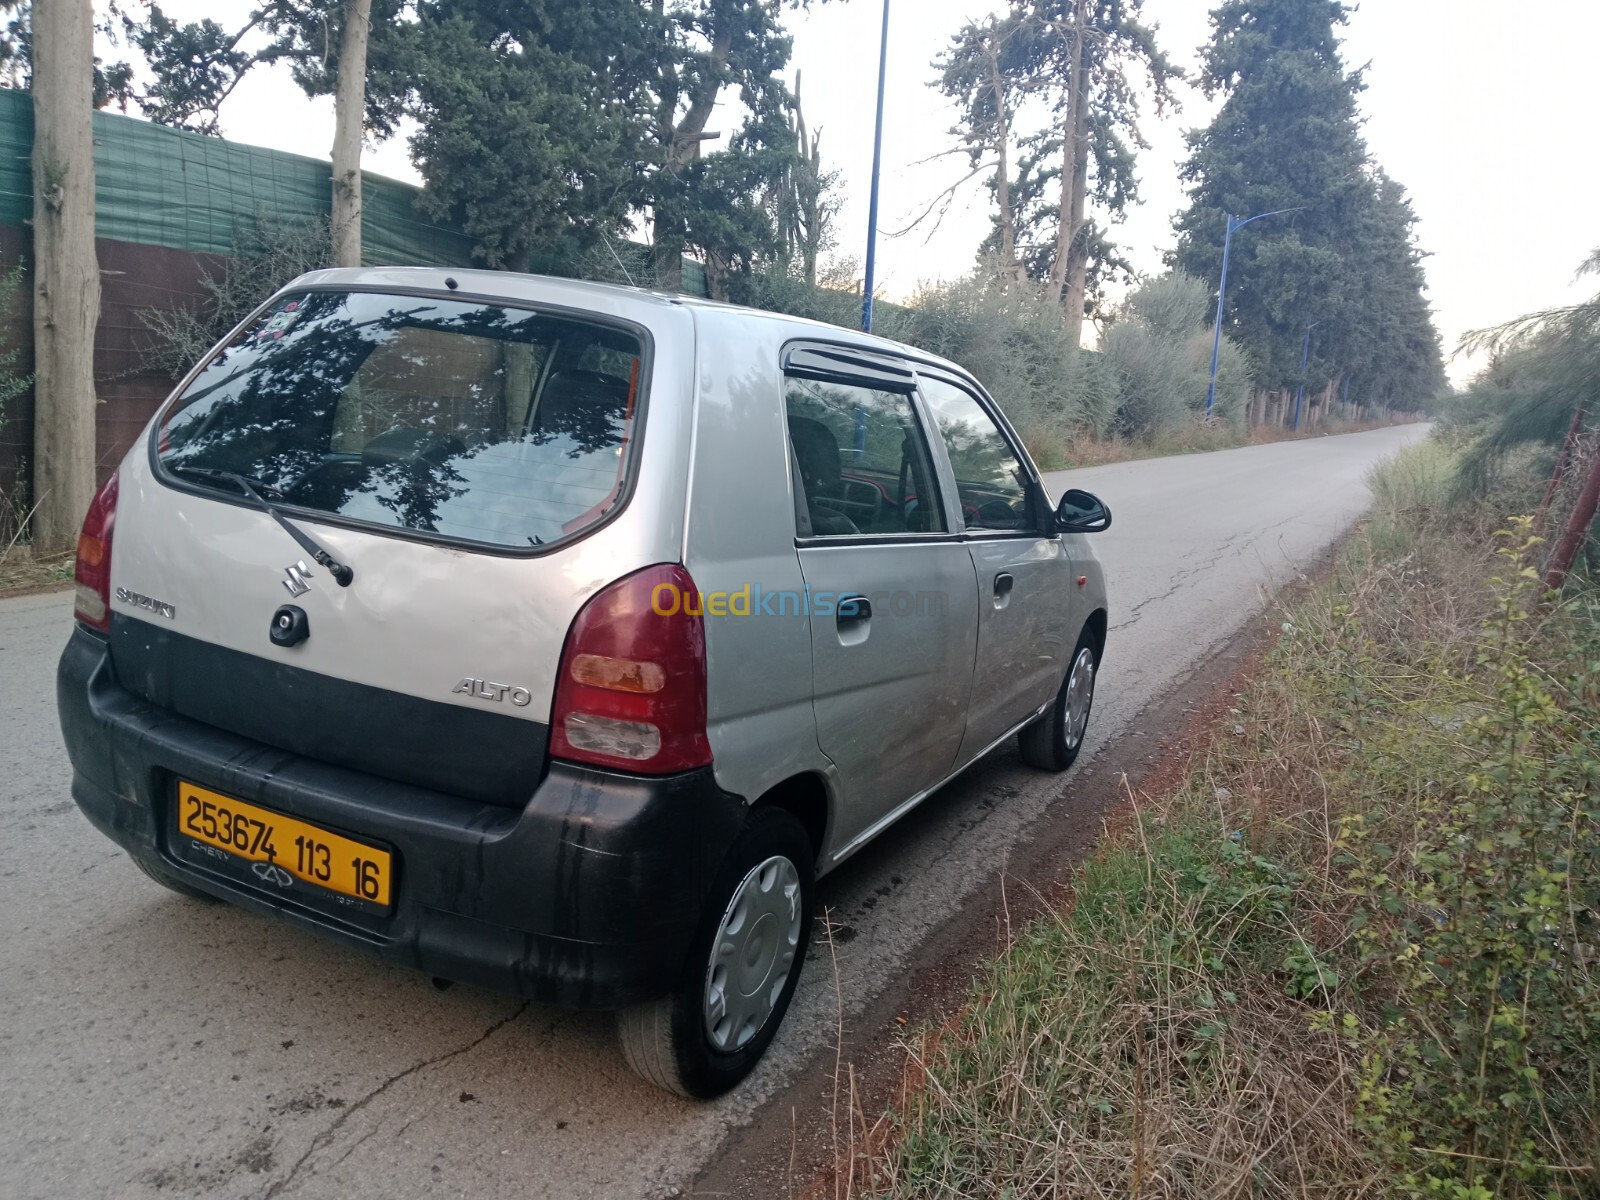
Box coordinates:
[1063,647,1095,750]
[703,855,802,1052]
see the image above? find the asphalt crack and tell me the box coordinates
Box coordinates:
[1111,511,1304,633]
[1111,532,1246,632]
[260,1000,530,1199]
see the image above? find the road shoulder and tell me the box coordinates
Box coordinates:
[692,597,1290,1199]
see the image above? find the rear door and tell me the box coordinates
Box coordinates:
[782,348,979,855]
[916,372,1073,767]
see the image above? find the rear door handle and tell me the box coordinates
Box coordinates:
[836,593,872,625]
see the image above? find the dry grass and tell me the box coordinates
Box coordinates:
[849,440,1599,1199]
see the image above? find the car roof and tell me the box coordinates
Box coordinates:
[285,266,971,380]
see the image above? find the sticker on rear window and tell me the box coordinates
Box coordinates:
[257,300,301,342]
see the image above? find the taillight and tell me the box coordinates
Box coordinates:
[73,471,119,633]
[549,564,712,774]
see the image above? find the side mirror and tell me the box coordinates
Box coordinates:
[1054,488,1112,534]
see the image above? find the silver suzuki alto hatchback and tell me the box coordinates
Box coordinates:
[58,267,1110,1097]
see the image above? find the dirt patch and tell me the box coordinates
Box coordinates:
[139,1133,277,1192]
[0,547,74,598]
[267,1086,347,1118]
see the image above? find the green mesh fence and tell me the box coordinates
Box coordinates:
[0,87,706,293]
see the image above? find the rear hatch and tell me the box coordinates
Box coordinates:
[107,283,657,807]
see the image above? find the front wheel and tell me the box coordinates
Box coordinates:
[617,807,814,1099]
[1019,632,1098,772]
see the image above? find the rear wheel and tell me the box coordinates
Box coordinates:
[617,807,814,1099]
[130,854,221,903]
[1019,631,1098,772]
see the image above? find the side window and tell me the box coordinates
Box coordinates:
[917,376,1032,533]
[784,376,947,537]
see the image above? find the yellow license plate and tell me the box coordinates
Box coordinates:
[176,782,392,907]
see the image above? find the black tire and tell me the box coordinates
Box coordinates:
[617,807,814,1099]
[1019,628,1099,772]
[130,853,221,903]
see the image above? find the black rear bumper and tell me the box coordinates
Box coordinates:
[57,626,747,1008]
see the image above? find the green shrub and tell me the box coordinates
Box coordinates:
[1333,522,1600,1196]
[900,272,1092,454]
[1099,272,1252,434]
[737,265,1258,457]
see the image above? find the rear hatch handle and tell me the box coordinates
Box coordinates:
[171,466,355,587]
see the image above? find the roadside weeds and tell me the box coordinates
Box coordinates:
[822,440,1598,1199]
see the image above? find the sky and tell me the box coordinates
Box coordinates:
[112,1,1600,384]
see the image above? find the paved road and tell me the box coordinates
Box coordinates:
[0,424,1427,1199]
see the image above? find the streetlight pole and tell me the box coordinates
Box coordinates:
[860,0,891,334]
[1292,320,1319,431]
[1204,207,1303,418]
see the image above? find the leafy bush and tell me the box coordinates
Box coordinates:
[899,271,1092,454]
[1099,272,1253,435]
[1334,525,1600,1194]
[735,263,1256,465]
[735,262,1099,464]
[732,257,882,333]
[1442,247,1600,498]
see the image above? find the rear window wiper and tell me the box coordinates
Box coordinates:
[169,465,355,588]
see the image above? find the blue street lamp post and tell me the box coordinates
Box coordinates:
[861,0,891,333]
[1205,207,1302,418]
[1292,320,1320,431]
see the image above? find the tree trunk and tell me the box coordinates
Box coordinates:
[1061,48,1091,351]
[703,252,730,303]
[653,19,732,292]
[792,71,822,287]
[984,37,1021,284]
[1545,437,1600,590]
[1536,407,1584,532]
[329,0,372,268]
[652,188,686,293]
[1045,0,1086,308]
[31,0,101,556]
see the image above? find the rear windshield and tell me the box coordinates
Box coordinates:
[155,290,646,550]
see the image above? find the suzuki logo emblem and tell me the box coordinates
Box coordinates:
[282,560,314,598]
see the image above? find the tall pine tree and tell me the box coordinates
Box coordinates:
[650,1,798,290]
[1019,0,1178,349]
[1172,0,1441,408]
[406,0,655,272]
[406,1,820,288]
[1346,172,1446,410]
[935,1,1177,346]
